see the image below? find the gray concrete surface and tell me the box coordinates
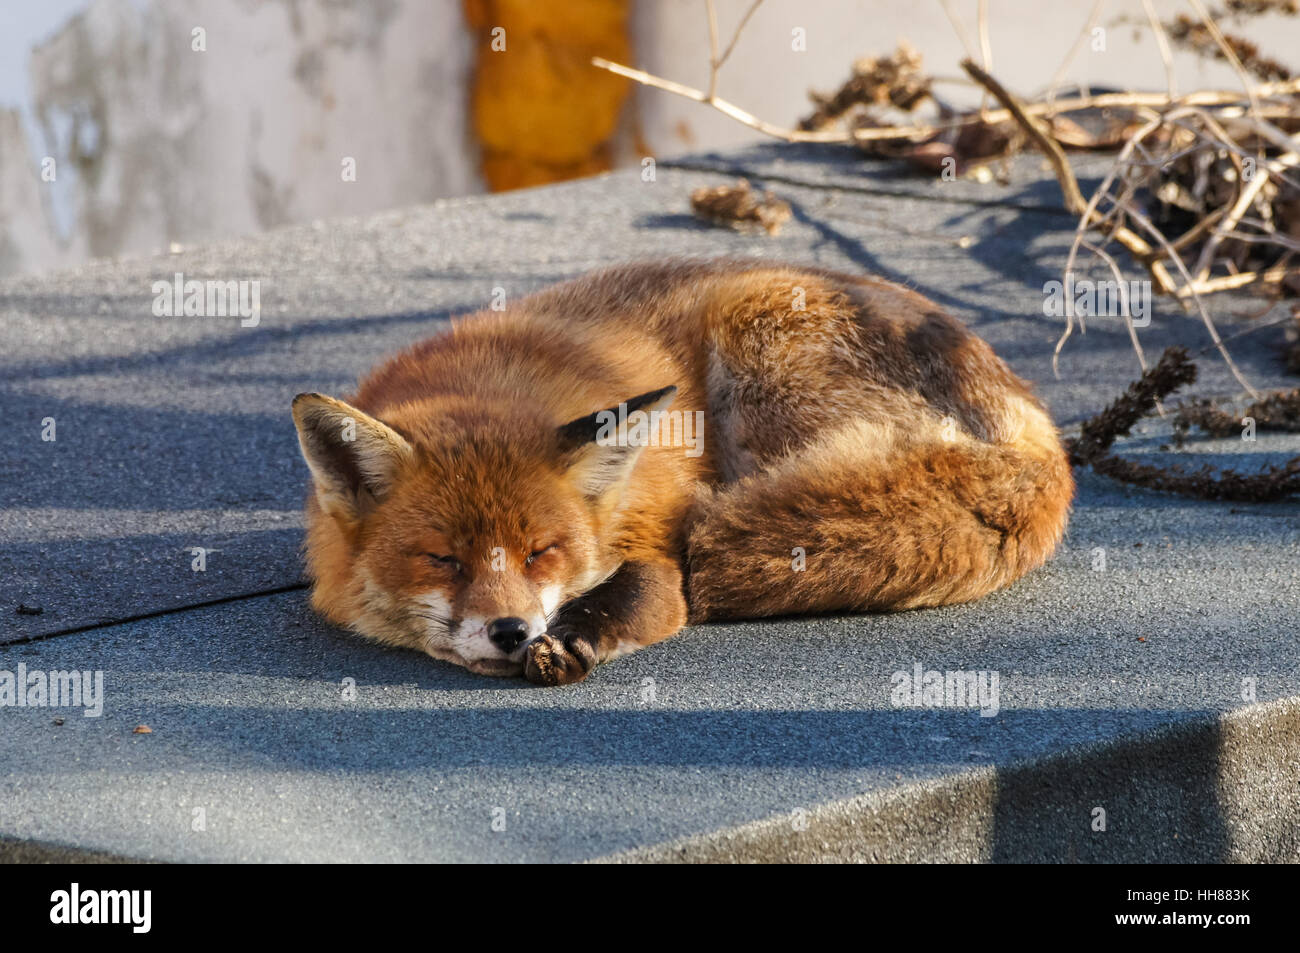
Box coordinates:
[1,145,1297,862]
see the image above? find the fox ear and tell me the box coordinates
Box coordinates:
[292,393,413,517]
[556,385,677,500]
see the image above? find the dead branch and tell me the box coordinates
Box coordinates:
[960,59,1087,214]
[1067,347,1198,464]
[1175,388,1300,436]
[1090,452,1300,500]
[1068,346,1300,501]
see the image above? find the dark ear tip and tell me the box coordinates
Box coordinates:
[292,392,323,406]
[636,384,677,410]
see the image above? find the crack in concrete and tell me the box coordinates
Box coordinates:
[1,581,309,648]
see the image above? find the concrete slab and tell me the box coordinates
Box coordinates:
[1,144,1297,861]
[1,452,1297,861]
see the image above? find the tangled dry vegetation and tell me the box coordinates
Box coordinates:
[1067,346,1300,500]
[594,0,1300,500]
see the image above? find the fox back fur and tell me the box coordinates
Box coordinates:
[293,260,1073,685]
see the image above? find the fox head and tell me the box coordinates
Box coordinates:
[291,386,676,676]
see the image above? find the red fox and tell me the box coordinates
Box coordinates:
[293,260,1073,685]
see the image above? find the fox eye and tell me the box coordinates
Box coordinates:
[525,544,556,567]
[427,553,462,573]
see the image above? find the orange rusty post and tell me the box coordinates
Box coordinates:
[464,0,633,191]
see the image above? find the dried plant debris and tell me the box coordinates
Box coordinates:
[799,43,932,131]
[1174,387,1300,439]
[1060,73,1300,383]
[1165,13,1293,81]
[593,1,1300,374]
[800,44,1029,177]
[1090,453,1300,501]
[1285,306,1300,372]
[1146,118,1300,282]
[690,179,792,235]
[871,114,1020,179]
[1068,346,1300,501]
[1222,0,1300,15]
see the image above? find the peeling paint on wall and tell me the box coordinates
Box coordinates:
[1,0,479,277]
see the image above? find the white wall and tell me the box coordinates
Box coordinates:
[0,0,479,276]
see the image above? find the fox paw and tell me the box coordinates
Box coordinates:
[524,632,595,686]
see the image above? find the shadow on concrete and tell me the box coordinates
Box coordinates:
[8,700,1202,773]
[988,715,1234,862]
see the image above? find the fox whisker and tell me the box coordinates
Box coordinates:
[408,610,451,627]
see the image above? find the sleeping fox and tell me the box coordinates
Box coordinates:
[293,260,1073,685]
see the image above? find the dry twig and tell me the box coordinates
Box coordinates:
[1067,347,1199,464]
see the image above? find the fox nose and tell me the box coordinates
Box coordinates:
[487,617,530,652]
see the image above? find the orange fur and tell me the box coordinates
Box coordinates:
[293,260,1074,684]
